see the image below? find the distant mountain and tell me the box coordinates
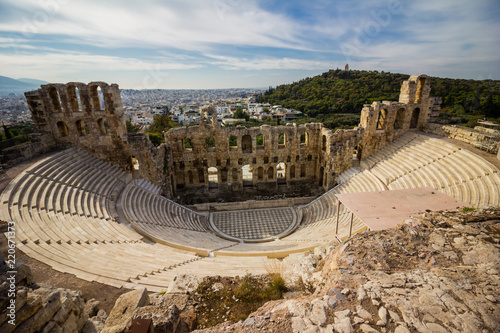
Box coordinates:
[17,78,48,85]
[0,75,45,94]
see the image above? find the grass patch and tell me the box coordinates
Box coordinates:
[460,206,475,212]
[194,273,287,329]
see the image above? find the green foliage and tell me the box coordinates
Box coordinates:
[233,107,250,121]
[259,69,500,122]
[3,123,12,139]
[126,120,140,133]
[146,132,164,146]
[460,206,475,212]
[148,114,177,134]
[256,134,264,146]
[183,137,192,149]
[206,136,215,148]
[229,135,237,147]
[195,274,287,329]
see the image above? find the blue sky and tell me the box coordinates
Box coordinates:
[1,0,499,89]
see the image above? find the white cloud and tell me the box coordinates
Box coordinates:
[205,54,332,71]
[0,51,201,81]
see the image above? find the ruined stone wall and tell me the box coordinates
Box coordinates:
[424,123,500,154]
[165,122,326,203]
[19,75,437,202]
[25,82,130,170]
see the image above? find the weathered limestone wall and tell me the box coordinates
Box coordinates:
[19,74,438,202]
[424,123,500,154]
[0,133,54,170]
[25,82,131,171]
[166,122,327,203]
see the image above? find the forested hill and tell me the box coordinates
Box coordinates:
[258,70,500,119]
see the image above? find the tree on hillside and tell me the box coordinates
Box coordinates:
[233,107,249,121]
[147,114,177,134]
[126,120,140,133]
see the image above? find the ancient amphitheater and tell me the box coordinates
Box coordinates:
[1,75,499,292]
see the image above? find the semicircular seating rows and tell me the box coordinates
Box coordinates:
[1,132,499,291]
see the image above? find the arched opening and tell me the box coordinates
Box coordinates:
[129,155,139,170]
[300,164,306,178]
[242,164,253,186]
[75,120,88,136]
[376,109,388,130]
[97,118,109,134]
[89,85,102,112]
[319,166,324,187]
[394,108,405,129]
[277,162,286,184]
[188,170,194,184]
[290,165,296,179]
[56,121,68,137]
[353,145,362,160]
[256,134,264,149]
[242,134,252,153]
[257,167,264,181]
[415,77,426,104]
[300,132,308,146]
[198,169,205,184]
[229,135,237,150]
[267,167,274,180]
[48,87,63,112]
[322,135,327,151]
[67,86,82,112]
[278,133,285,148]
[232,168,238,182]
[208,167,218,188]
[410,108,420,129]
[206,136,215,149]
[183,137,192,150]
[221,168,228,182]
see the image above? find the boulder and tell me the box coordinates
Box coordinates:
[102,288,149,333]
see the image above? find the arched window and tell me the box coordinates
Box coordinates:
[300,132,308,146]
[300,164,306,178]
[267,167,274,180]
[97,118,109,134]
[183,137,192,150]
[206,136,215,149]
[89,85,102,112]
[229,135,237,149]
[376,109,388,130]
[198,169,205,184]
[410,108,420,129]
[75,120,88,136]
[242,164,252,184]
[256,134,264,149]
[48,87,62,112]
[277,162,286,184]
[242,134,252,153]
[68,85,82,112]
[278,133,285,148]
[257,167,264,180]
[208,167,218,188]
[188,170,194,184]
[319,166,324,187]
[221,168,228,182]
[394,108,405,129]
[56,121,68,137]
[290,165,296,179]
